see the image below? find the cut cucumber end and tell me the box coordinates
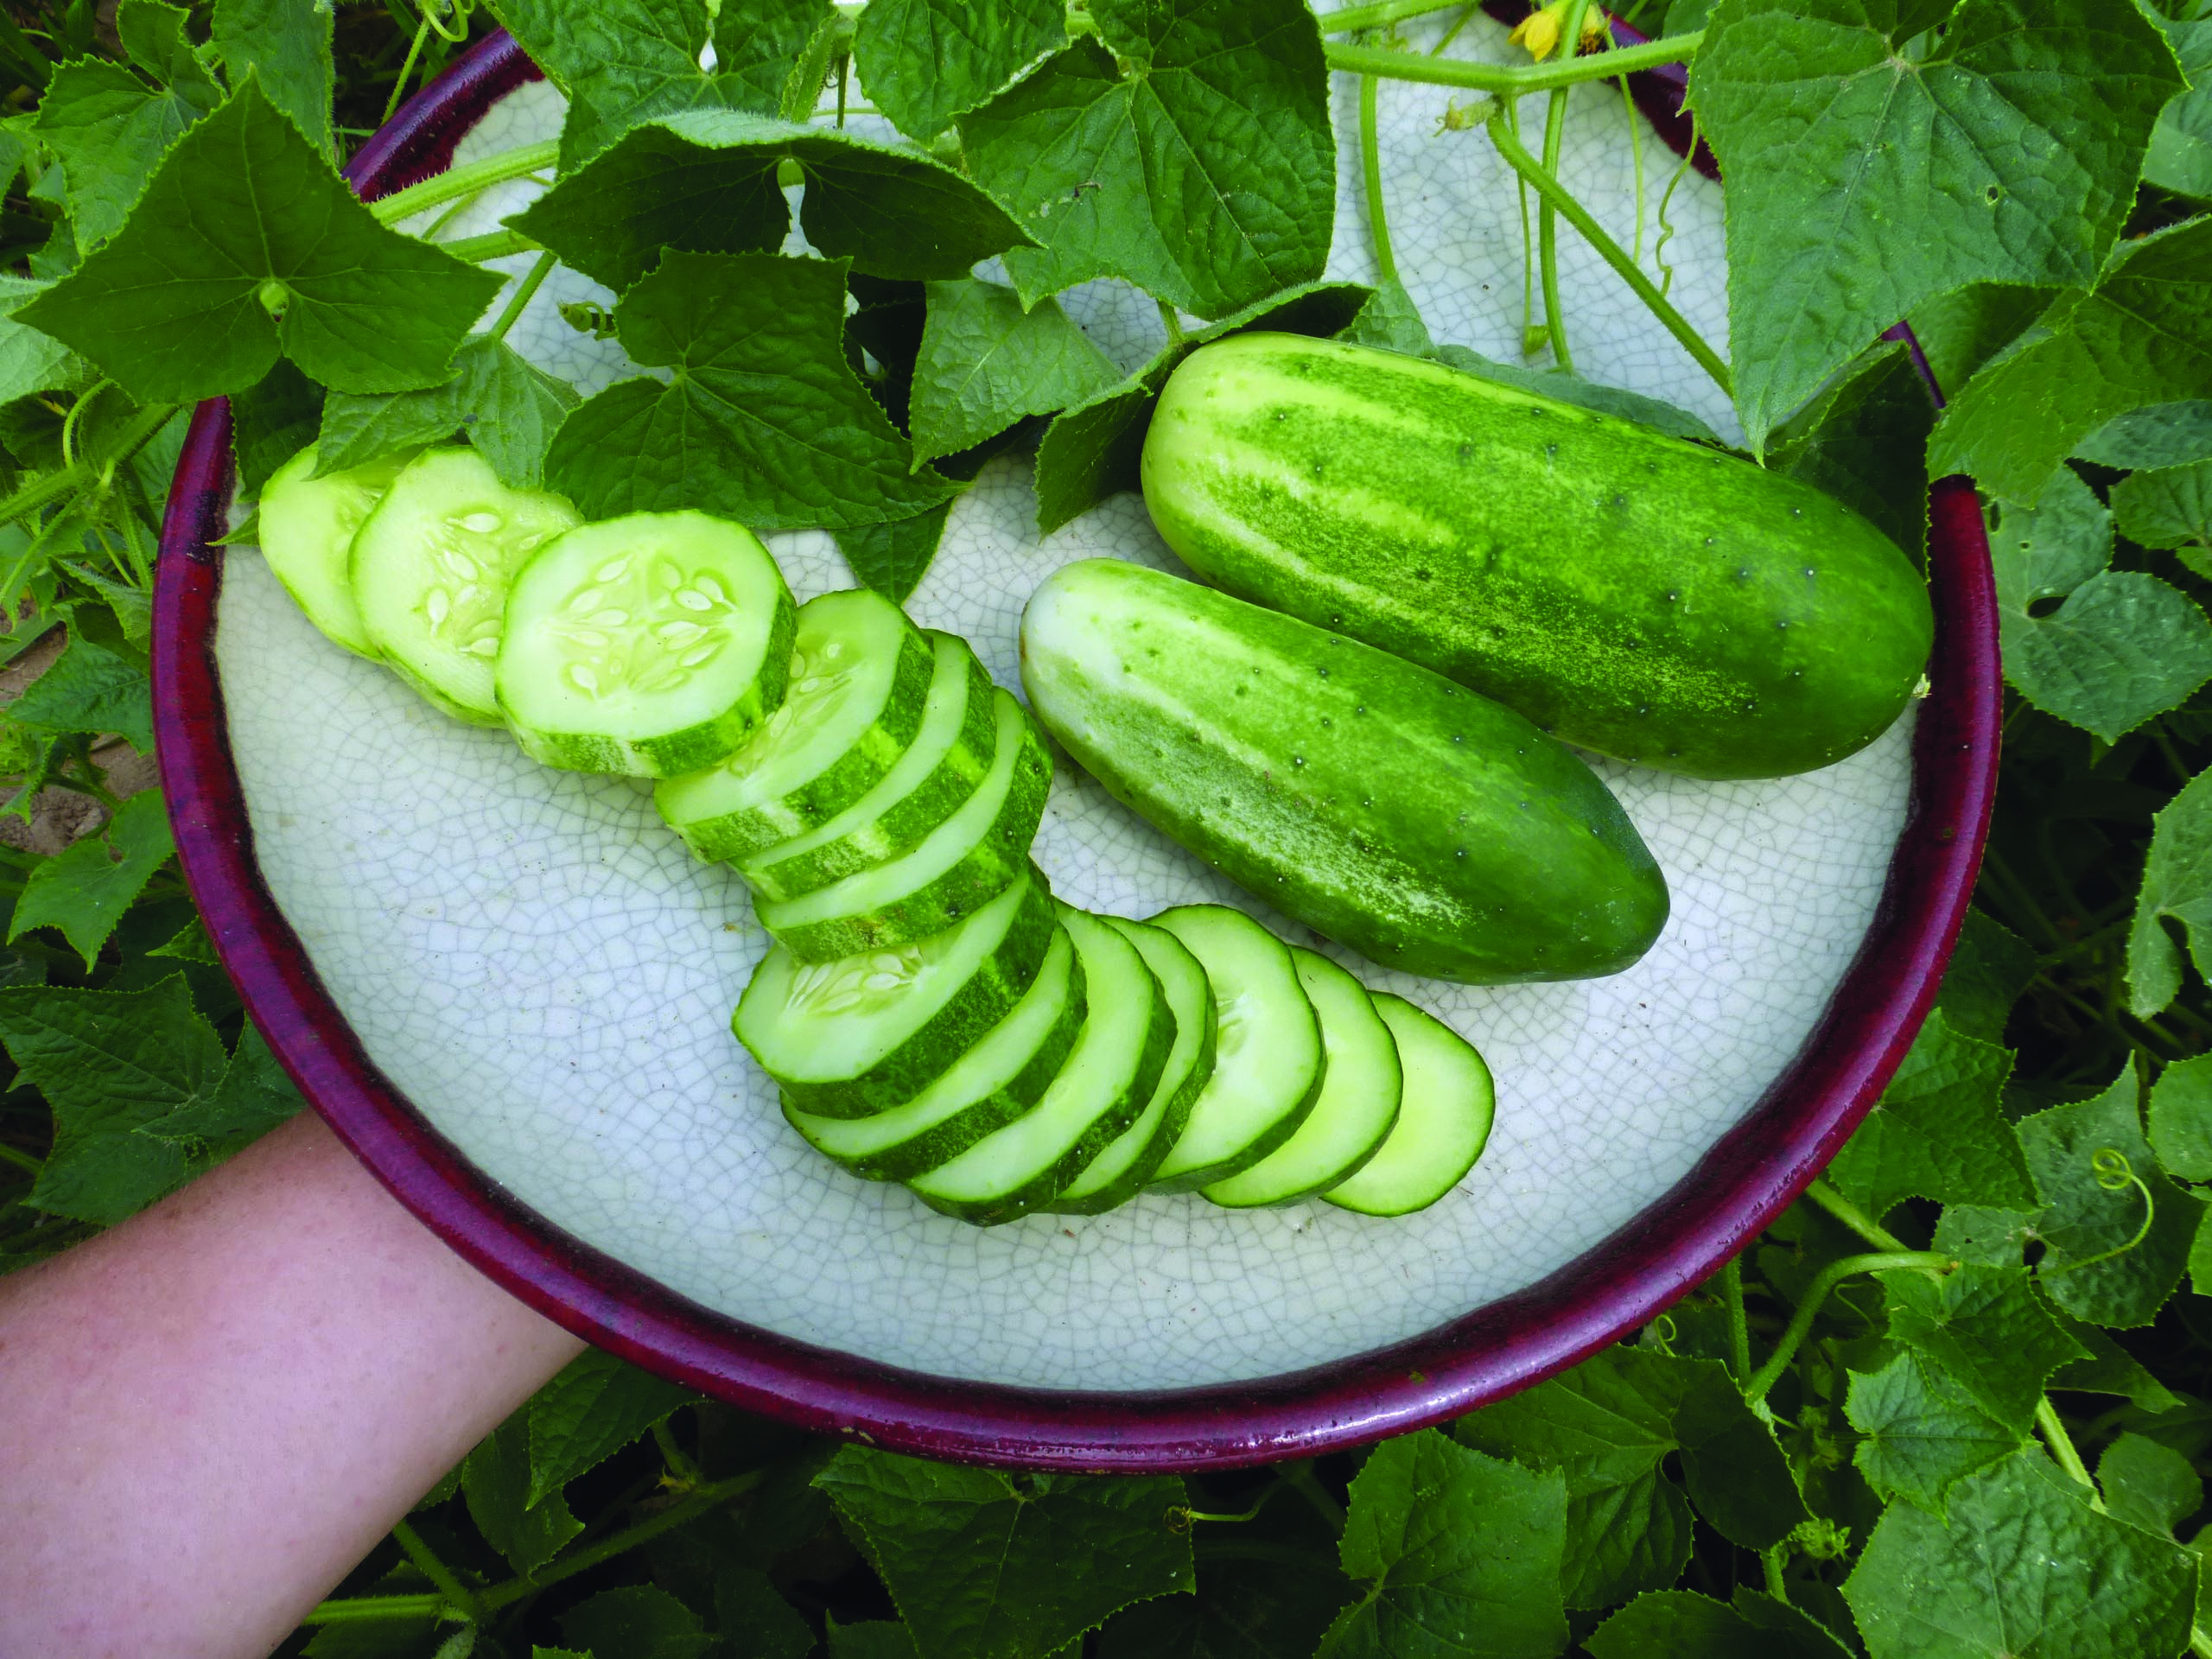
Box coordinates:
[1322,992,1495,1217]
[258,442,415,659]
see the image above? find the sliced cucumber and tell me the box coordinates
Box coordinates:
[734,864,1054,1118]
[258,442,414,659]
[753,689,1052,961]
[782,920,1086,1181]
[739,632,997,903]
[1202,949,1402,1209]
[655,590,933,861]
[496,511,797,778]
[1323,994,1495,1217]
[351,447,582,723]
[1046,917,1217,1215]
[1144,905,1325,1191]
[909,906,1174,1226]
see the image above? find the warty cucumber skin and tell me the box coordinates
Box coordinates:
[1141,333,1935,780]
[1021,560,1668,984]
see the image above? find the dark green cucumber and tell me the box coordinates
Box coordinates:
[1141,333,1934,779]
[1020,559,1669,983]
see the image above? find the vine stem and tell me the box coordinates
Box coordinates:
[1325,34,1701,95]
[1744,1252,1954,1402]
[1323,0,1472,32]
[1721,1255,1751,1383]
[1276,1461,1347,1533]
[1484,111,1732,398]
[1802,1179,1906,1253]
[1534,0,1592,372]
[484,250,559,346]
[391,1519,482,1623]
[369,140,562,227]
[1360,73,1396,283]
[441,228,545,265]
[0,402,179,534]
[2036,1397,2100,1502]
[0,1141,43,1177]
[2193,1624,2212,1659]
[1155,299,1187,346]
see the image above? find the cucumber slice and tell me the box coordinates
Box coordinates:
[740,632,997,904]
[1046,917,1217,1215]
[734,864,1055,1118]
[1144,905,1325,1191]
[908,906,1174,1226]
[496,511,798,778]
[350,448,582,724]
[655,590,933,861]
[258,442,414,659]
[754,689,1052,962]
[782,920,1087,1181]
[1323,994,1495,1217]
[1202,948,1402,1209]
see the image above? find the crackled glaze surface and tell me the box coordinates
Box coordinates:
[214,16,1910,1391]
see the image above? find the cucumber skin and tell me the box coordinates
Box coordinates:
[1022,561,1669,984]
[1141,333,1934,780]
[736,867,1057,1118]
[657,621,936,864]
[739,642,998,903]
[755,697,1054,961]
[509,591,797,779]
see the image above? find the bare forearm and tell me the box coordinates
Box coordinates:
[0,1110,584,1659]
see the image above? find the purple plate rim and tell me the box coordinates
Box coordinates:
[150,28,1999,1472]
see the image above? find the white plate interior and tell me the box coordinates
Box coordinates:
[216,17,1912,1392]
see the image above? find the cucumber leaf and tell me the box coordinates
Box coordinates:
[1692,0,2183,454]
[828,1624,917,1659]
[524,1347,698,1507]
[833,499,955,605]
[2145,14,2212,201]
[714,1570,815,1659]
[213,0,335,160]
[1844,1449,2196,1659]
[2131,763,2212,1019]
[1876,1261,2086,1433]
[544,251,957,529]
[854,0,1065,140]
[464,1414,583,1576]
[909,279,1118,467]
[1769,340,1936,559]
[0,276,89,407]
[317,335,577,490]
[1096,1510,1356,1659]
[1932,909,2035,1043]
[959,0,1334,319]
[1905,282,2056,397]
[2114,462,2212,557]
[228,357,323,497]
[2075,401,2212,472]
[9,791,173,970]
[2098,1432,2202,1537]
[1585,1589,1851,1658]
[720,0,838,119]
[2044,1294,2182,1411]
[1845,1351,2023,1517]
[34,41,219,249]
[10,631,154,751]
[2148,1052,2212,1182]
[508,111,1033,293]
[19,80,504,403]
[556,1586,709,1659]
[133,1016,302,1159]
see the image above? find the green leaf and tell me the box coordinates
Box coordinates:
[855,0,1065,139]
[833,499,955,605]
[2044,1294,2183,1411]
[135,1016,302,1157]
[2149,1052,2212,1182]
[229,357,323,498]
[718,0,837,118]
[2020,1059,2205,1328]
[213,0,334,159]
[35,20,221,249]
[148,915,219,963]
[1933,908,2035,1043]
[827,1623,918,1659]
[1845,1351,2024,1515]
[1096,1529,1357,1659]
[9,631,152,750]
[2131,762,2212,1017]
[960,0,1335,318]
[1905,281,2056,397]
[1929,217,2212,505]
[1932,1202,2039,1268]
[1585,1589,1850,1658]
[508,111,1033,293]
[1452,1345,1695,1611]
[1691,0,2182,454]
[1878,1260,2086,1432]
[1769,340,1936,560]
[0,276,90,404]
[715,1567,815,1659]
[1844,1448,2197,1658]
[1320,1428,1568,1659]
[524,1346,698,1506]
[558,1586,710,1659]
[2099,1431,2202,1537]
[19,79,505,404]
[2113,461,2212,556]
[1821,1008,2033,1222]
[2145,15,2212,200]
[1670,1359,1811,1549]
[544,251,958,530]
[463,1414,583,1576]
[2075,400,2212,472]
[0,973,225,1224]
[1344,276,1437,359]
[318,335,576,491]
[909,279,1119,467]
[814,1446,1193,1659]
[1428,347,1724,447]
[10,791,175,969]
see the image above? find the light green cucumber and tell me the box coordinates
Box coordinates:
[496,511,797,777]
[1141,332,1934,779]
[734,864,1054,1118]
[782,921,1086,1181]
[656,590,934,861]
[740,632,997,903]
[907,906,1173,1226]
[1323,993,1494,1217]
[1020,559,1668,984]
[753,689,1052,961]
[258,442,414,658]
[1202,948,1402,1209]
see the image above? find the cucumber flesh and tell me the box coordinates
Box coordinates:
[1202,948,1402,1209]
[1046,916,1216,1215]
[350,447,582,724]
[782,920,1086,1181]
[753,689,1052,961]
[909,906,1174,1226]
[1323,993,1494,1217]
[656,590,933,861]
[258,442,413,659]
[739,632,997,904]
[496,511,798,778]
[1145,905,1325,1191]
[734,864,1055,1118]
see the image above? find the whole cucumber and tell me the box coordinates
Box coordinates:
[1139,334,1933,780]
[1019,559,1668,984]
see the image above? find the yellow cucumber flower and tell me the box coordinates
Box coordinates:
[1509,1,1609,63]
